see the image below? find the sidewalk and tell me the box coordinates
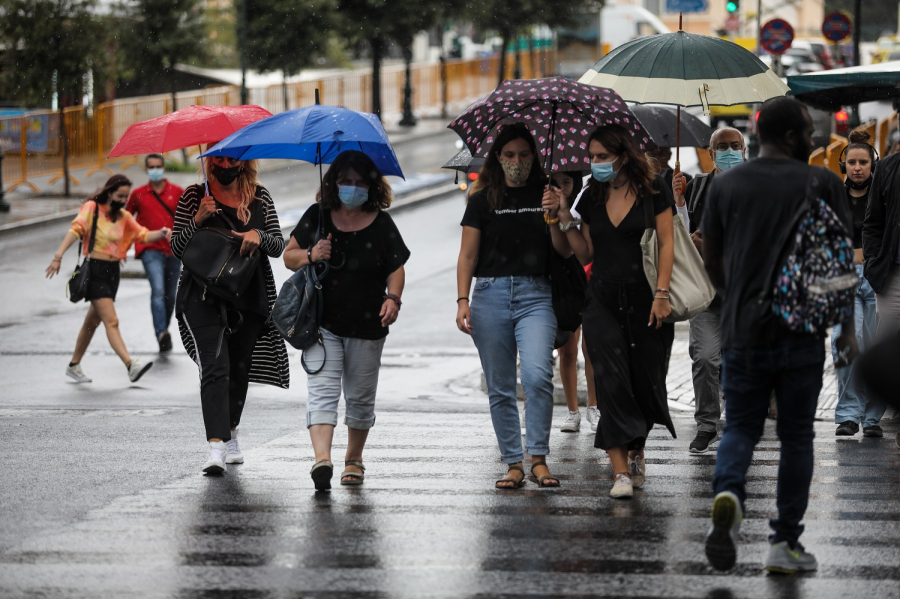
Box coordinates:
[0,118,454,233]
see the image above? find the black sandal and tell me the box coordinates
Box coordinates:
[495,465,526,489]
[310,459,333,491]
[530,460,560,487]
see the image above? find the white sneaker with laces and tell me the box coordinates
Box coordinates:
[586,406,600,431]
[609,473,633,499]
[560,411,581,432]
[628,455,646,488]
[127,359,153,383]
[225,430,244,464]
[202,441,227,474]
[66,363,92,383]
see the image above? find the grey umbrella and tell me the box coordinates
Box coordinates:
[632,105,714,148]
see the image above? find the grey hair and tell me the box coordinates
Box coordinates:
[709,126,743,148]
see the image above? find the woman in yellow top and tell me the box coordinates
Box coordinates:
[45,174,171,384]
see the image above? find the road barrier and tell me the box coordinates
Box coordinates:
[0,49,556,194]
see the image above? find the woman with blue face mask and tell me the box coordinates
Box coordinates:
[284,150,410,490]
[557,125,677,499]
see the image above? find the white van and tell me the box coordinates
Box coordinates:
[556,4,671,78]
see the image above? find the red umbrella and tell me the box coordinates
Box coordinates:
[108,105,273,157]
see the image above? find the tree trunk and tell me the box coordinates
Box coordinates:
[498,31,511,87]
[170,73,188,164]
[399,45,416,127]
[282,69,290,111]
[528,36,537,78]
[513,41,522,80]
[59,106,70,197]
[371,36,384,120]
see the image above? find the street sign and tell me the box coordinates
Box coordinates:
[822,11,852,42]
[665,0,709,13]
[760,19,794,55]
[724,14,740,33]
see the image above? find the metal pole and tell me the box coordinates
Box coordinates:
[0,147,9,212]
[850,0,862,127]
[757,0,763,55]
[239,0,248,105]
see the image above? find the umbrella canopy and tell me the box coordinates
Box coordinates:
[448,77,650,173]
[442,146,484,174]
[579,32,789,108]
[632,105,714,148]
[202,104,404,179]
[108,105,273,158]
[788,60,900,112]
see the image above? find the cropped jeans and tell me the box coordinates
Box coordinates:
[470,275,557,464]
[830,263,883,427]
[140,250,181,337]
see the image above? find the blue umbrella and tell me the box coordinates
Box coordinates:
[201,103,405,179]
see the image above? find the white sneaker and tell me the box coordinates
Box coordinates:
[202,441,227,474]
[127,359,153,383]
[225,430,244,464]
[66,363,92,383]
[628,455,646,488]
[765,541,818,574]
[560,411,581,432]
[609,473,633,499]
[705,491,743,571]
[586,406,600,431]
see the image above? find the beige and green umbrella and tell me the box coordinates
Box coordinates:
[579,19,789,167]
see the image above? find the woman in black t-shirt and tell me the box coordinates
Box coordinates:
[285,150,410,491]
[557,125,677,499]
[457,123,572,489]
[171,154,288,476]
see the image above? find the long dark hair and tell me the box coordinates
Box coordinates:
[87,174,131,223]
[469,123,547,210]
[583,125,657,206]
[316,150,392,212]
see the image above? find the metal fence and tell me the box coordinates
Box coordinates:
[1,49,556,193]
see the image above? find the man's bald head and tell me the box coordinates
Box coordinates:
[710,127,743,149]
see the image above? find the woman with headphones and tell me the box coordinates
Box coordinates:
[833,129,884,438]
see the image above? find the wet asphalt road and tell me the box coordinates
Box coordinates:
[1,132,900,597]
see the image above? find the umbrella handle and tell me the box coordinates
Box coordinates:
[199,145,210,196]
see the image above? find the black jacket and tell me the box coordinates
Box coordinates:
[863,152,900,294]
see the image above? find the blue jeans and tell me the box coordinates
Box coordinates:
[831,264,884,427]
[470,276,556,464]
[713,337,824,546]
[140,250,181,337]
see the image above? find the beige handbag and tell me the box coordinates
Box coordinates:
[640,197,716,322]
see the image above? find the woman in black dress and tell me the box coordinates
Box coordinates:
[557,125,676,499]
[171,154,288,475]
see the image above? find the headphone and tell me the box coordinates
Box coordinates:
[839,143,879,175]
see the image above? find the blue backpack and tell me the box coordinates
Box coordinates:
[770,170,857,335]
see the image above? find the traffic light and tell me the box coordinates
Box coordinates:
[726,0,739,12]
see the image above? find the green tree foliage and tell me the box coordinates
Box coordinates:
[115,0,205,96]
[0,0,103,108]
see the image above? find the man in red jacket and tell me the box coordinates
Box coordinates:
[126,154,184,352]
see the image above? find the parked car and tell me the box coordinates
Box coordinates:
[871,37,900,64]
[792,40,838,69]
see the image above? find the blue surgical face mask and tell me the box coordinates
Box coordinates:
[715,149,743,171]
[337,185,369,208]
[147,167,165,182]
[591,157,619,182]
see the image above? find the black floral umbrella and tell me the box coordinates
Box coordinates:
[448,77,650,174]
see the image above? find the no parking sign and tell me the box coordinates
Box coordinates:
[760,19,794,55]
[822,12,852,42]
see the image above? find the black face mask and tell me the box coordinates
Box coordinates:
[848,175,873,191]
[109,201,126,211]
[211,164,241,186]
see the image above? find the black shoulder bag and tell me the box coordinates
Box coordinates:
[67,203,99,303]
[547,225,588,349]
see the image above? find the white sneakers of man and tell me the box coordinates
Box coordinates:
[66,363,92,383]
[586,406,600,431]
[202,441,227,474]
[225,430,244,464]
[127,359,153,383]
[560,411,581,432]
[609,473,633,499]
[628,455,646,488]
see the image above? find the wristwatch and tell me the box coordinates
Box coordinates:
[559,218,582,232]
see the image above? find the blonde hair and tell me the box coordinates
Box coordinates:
[200,154,261,225]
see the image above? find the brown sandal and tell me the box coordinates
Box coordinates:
[340,460,365,486]
[530,460,560,487]
[495,465,526,489]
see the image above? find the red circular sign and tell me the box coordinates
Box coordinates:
[822,11,852,42]
[760,19,794,55]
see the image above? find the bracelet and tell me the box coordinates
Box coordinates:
[543,212,560,225]
[457,297,469,303]
[307,246,315,263]
[384,293,402,307]
[52,256,62,261]
[559,218,581,232]
[654,295,670,301]
[655,288,669,293]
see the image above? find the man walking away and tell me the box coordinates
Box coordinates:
[673,127,745,454]
[700,97,857,574]
[126,154,184,352]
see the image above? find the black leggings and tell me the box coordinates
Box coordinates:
[183,303,266,441]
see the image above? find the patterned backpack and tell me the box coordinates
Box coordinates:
[770,170,857,335]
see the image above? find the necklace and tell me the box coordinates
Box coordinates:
[610,179,628,190]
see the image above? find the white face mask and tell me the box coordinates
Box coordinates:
[147,167,165,182]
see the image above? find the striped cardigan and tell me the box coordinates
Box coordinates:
[171,184,290,389]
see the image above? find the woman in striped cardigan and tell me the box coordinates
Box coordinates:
[171,155,288,475]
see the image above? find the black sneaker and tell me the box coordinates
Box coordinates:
[690,430,718,454]
[835,421,859,436]
[863,425,883,438]
[158,331,173,353]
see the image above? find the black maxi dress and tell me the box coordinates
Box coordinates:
[579,176,677,451]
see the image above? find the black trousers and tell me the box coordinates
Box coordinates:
[183,302,265,441]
